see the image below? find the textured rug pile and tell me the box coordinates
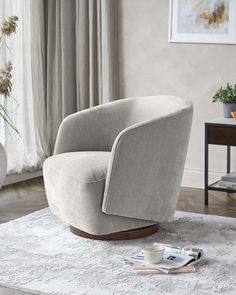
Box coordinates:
[0,209,235,295]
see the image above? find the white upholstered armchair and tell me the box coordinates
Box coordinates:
[43,95,193,239]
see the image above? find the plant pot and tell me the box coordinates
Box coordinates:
[223,103,236,118]
[0,143,7,189]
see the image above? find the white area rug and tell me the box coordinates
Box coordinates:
[0,209,236,295]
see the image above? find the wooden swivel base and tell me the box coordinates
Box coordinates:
[70,224,158,240]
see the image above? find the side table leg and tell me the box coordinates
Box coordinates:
[227,146,231,197]
[227,146,231,173]
[204,125,209,206]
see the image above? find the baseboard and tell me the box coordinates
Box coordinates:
[3,170,43,186]
[182,168,224,189]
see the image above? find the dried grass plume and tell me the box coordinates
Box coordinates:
[0,16,19,39]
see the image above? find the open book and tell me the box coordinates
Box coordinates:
[125,243,204,274]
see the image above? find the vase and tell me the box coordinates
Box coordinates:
[223,103,236,118]
[0,143,7,188]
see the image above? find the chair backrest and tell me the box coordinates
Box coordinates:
[123,95,191,126]
[92,95,192,150]
[54,95,192,156]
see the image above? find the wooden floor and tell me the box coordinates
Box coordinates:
[0,177,235,224]
[0,177,48,224]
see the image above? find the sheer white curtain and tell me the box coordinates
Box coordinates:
[0,0,48,173]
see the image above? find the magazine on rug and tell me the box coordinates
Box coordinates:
[125,243,204,274]
[132,264,196,275]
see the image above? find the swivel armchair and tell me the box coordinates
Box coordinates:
[43,95,193,240]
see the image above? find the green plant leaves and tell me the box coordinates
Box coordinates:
[212,83,236,104]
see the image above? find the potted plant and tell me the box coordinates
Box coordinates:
[0,16,19,188]
[212,83,236,118]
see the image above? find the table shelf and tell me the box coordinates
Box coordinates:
[208,180,236,194]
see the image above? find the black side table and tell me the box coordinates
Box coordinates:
[205,118,236,205]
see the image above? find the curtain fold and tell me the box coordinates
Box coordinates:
[30,0,49,165]
[32,0,120,154]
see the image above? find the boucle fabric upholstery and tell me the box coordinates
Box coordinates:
[43,96,193,235]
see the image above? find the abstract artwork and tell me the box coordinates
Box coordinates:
[169,0,236,43]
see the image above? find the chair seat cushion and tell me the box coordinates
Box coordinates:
[43,151,154,235]
[45,151,110,184]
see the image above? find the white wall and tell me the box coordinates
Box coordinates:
[118,0,236,188]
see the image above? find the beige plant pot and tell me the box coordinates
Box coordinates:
[0,143,7,188]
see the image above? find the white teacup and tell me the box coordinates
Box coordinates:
[143,244,165,264]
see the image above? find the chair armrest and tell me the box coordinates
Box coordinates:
[53,102,128,154]
[102,104,193,222]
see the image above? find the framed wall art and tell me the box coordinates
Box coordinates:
[169,0,236,44]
